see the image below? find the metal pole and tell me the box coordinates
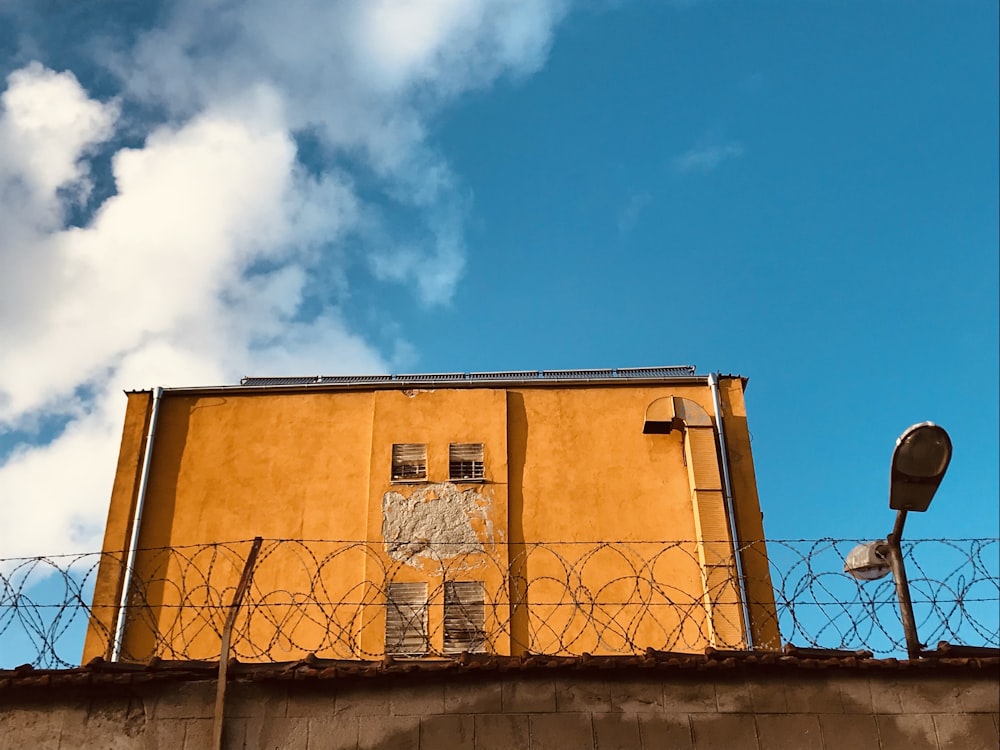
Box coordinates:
[213,537,263,750]
[112,386,163,661]
[886,510,922,659]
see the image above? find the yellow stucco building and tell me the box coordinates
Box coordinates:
[84,367,779,663]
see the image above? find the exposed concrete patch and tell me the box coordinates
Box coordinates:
[382,483,491,569]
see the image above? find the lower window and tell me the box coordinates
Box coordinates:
[443,580,486,654]
[385,582,428,656]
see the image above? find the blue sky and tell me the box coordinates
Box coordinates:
[0,0,997,557]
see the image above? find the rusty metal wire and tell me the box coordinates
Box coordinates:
[1,539,997,668]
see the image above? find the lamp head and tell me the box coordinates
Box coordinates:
[844,541,892,581]
[889,422,952,512]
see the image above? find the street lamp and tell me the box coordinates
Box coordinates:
[844,422,952,659]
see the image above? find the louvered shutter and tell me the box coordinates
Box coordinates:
[449,443,484,481]
[391,443,427,481]
[385,582,428,656]
[443,581,486,654]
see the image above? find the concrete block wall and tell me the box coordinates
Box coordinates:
[1,670,997,749]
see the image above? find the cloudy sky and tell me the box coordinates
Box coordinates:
[0,0,996,558]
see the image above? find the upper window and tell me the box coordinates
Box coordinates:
[449,443,484,481]
[392,443,427,481]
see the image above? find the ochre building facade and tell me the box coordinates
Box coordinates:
[84,367,779,663]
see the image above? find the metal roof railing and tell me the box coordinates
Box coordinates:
[239,366,700,388]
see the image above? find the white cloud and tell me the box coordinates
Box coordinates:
[1,103,316,422]
[0,0,568,556]
[0,64,118,344]
[0,391,124,558]
[0,63,117,208]
[617,191,652,235]
[0,87,384,555]
[673,140,744,174]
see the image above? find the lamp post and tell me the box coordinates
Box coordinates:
[844,422,952,659]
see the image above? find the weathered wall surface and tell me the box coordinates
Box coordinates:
[2,670,997,750]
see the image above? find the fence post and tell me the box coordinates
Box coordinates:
[213,537,263,750]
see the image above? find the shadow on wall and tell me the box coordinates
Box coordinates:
[506,391,529,655]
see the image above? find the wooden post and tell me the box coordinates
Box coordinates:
[213,537,263,750]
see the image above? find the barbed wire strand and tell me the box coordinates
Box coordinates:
[1,539,996,668]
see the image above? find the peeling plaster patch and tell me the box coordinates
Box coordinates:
[383,483,491,568]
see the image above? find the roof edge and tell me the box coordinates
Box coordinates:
[122,366,759,396]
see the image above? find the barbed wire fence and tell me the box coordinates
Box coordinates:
[1,539,997,669]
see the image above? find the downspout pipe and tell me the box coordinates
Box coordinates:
[708,373,754,648]
[111,386,163,662]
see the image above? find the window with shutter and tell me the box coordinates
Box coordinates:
[385,582,428,656]
[443,580,486,654]
[449,443,484,481]
[391,443,427,481]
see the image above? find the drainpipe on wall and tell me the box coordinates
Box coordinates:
[708,373,754,648]
[111,386,163,662]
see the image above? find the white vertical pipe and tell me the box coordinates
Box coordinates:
[111,386,163,662]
